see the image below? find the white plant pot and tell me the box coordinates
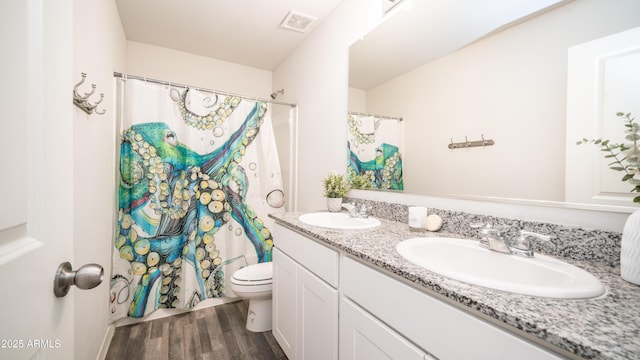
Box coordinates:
[621,209,640,285]
[327,197,343,212]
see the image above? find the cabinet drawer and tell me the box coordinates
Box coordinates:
[340,297,427,360]
[273,224,339,287]
[341,256,562,360]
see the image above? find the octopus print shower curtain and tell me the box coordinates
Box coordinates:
[111,78,285,320]
[347,113,403,191]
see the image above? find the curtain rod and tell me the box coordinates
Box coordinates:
[113,72,296,108]
[349,111,403,121]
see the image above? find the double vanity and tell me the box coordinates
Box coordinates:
[269,208,640,359]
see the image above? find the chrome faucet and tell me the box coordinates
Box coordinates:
[341,202,369,218]
[472,223,551,258]
[477,224,510,254]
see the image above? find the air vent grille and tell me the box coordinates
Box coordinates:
[280,11,316,33]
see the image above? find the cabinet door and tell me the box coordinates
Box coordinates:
[297,265,339,360]
[340,297,427,360]
[273,248,297,359]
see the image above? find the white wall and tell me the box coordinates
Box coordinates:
[72,0,127,359]
[127,41,272,98]
[348,87,367,113]
[364,0,640,202]
[272,0,382,212]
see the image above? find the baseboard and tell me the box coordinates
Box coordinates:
[96,324,115,360]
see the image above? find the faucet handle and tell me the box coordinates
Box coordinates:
[470,223,504,236]
[358,203,369,218]
[512,230,552,257]
[519,230,552,242]
[470,222,494,232]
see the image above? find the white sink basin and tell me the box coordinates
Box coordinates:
[396,237,605,299]
[298,212,381,230]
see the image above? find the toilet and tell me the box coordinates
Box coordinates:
[230,261,273,332]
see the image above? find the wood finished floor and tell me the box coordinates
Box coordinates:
[105,300,287,360]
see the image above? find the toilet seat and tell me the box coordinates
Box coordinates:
[231,262,273,286]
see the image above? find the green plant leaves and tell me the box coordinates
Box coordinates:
[322,173,350,198]
[578,111,640,205]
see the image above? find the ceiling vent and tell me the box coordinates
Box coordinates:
[280,11,317,33]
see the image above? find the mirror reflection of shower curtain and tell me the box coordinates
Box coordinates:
[111,78,285,321]
[347,113,404,190]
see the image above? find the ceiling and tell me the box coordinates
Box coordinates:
[115,0,345,71]
[349,0,570,89]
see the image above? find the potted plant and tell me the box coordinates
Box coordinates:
[322,172,350,212]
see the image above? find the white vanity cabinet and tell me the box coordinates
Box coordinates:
[273,222,565,360]
[272,225,339,360]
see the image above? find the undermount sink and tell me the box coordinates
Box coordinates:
[396,237,605,299]
[298,212,381,230]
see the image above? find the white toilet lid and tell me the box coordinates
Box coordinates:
[232,262,273,282]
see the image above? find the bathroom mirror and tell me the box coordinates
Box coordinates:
[348,0,640,207]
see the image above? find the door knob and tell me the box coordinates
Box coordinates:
[54,262,104,297]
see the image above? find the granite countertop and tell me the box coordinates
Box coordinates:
[270,211,640,360]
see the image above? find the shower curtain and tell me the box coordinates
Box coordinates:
[111,78,285,320]
[347,113,404,190]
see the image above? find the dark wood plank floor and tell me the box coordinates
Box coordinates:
[106,300,287,360]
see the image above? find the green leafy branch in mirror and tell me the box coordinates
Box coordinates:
[349,173,374,190]
[322,172,350,198]
[577,112,640,203]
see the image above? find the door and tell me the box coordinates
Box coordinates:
[0,0,74,359]
[566,26,640,206]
